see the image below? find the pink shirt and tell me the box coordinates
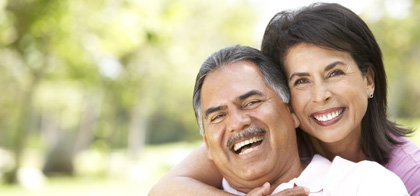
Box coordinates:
[385,137,420,196]
[298,134,420,195]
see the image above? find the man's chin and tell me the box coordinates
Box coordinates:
[229,162,273,181]
[225,171,272,193]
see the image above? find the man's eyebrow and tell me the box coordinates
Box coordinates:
[203,90,263,120]
[238,90,264,101]
[204,105,226,120]
[289,61,346,81]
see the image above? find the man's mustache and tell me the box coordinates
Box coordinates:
[226,127,266,149]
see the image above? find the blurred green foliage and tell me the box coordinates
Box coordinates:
[367,0,420,119]
[0,0,419,191]
[0,0,259,184]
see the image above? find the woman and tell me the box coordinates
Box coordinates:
[261,4,420,195]
[149,3,420,195]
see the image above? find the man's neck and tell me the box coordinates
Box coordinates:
[268,159,307,194]
[228,156,307,194]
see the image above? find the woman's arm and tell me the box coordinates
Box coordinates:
[149,143,230,196]
[148,143,310,196]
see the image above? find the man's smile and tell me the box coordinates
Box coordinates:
[233,136,264,155]
[225,127,266,155]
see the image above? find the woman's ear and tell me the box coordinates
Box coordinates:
[291,113,300,128]
[366,67,375,97]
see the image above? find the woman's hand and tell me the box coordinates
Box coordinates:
[245,182,270,196]
[246,182,309,196]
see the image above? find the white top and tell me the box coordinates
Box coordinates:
[222,154,408,195]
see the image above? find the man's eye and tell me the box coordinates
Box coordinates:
[243,100,263,109]
[245,100,261,107]
[329,70,344,77]
[211,114,225,122]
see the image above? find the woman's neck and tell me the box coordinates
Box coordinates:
[309,132,368,162]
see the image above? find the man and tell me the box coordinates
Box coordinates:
[192,45,408,195]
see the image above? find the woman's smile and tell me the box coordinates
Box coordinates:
[311,107,345,126]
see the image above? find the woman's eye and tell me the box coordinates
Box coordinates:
[294,78,308,86]
[329,70,344,77]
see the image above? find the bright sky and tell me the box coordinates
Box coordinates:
[248,0,370,47]
[254,0,371,15]
[247,0,412,46]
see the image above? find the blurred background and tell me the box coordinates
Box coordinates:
[0,0,419,195]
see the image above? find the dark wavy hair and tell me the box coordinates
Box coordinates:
[261,2,413,165]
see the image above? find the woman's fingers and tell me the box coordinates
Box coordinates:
[246,182,270,196]
[245,183,309,196]
[271,186,310,196]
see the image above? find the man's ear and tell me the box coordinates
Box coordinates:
[203,135,213,160]
[291,113,300,128]
[366,67,375,97]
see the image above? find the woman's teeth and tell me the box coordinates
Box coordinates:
[313,108,343,122]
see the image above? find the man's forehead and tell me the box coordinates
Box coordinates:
[201,63,266,101]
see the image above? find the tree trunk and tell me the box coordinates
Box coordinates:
[127,101,148,161]
[73,93,102,155]
[5,75,41,183]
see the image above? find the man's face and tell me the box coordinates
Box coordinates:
[200,60,300,190]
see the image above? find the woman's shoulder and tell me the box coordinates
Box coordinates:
[386,137,420,195]
[389,137,420,164]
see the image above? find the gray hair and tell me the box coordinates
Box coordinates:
[193,45,290,135]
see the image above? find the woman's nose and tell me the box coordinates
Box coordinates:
[311,82,332,104]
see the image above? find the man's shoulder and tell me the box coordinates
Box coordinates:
[323,156,408,195]
[328,156,400,182]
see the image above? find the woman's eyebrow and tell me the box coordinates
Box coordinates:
[324,61,346,71]
[289,72,309,81]
[289,61,347,81]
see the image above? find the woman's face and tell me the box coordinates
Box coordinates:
[283,43,375,144]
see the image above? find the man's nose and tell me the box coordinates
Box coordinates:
[226,109,251,133]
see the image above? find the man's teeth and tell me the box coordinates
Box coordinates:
[233,136,263,152]
[313,109,343,122]
[240,148,254,155]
